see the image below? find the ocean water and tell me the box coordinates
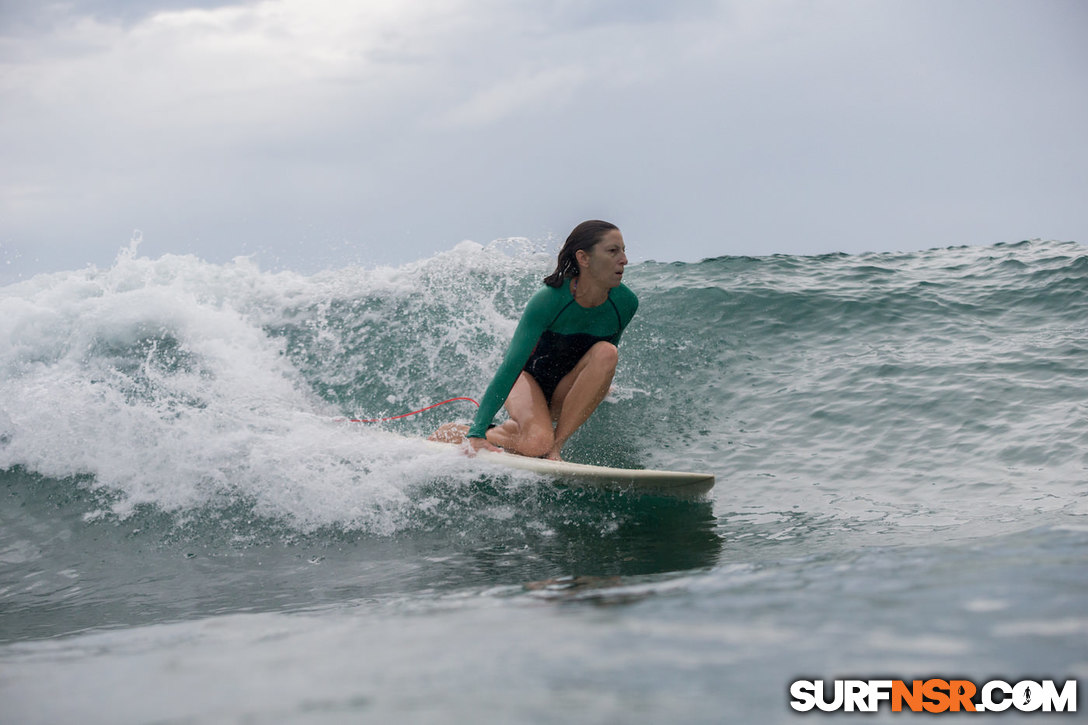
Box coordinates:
[1,238,1085,723]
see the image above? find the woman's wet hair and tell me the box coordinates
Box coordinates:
[543,220,619,288]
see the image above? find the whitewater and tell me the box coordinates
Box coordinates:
[1,238,1085,723]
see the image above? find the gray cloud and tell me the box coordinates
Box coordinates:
[1,0,260,33]
[2,0,1086,281]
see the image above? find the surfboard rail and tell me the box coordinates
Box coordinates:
[424,438,715,498]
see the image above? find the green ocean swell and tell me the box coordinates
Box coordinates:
[254,240,1086,483]
[2,239,1084,535]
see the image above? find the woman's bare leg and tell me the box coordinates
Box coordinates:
[485,372,555,458]
[545,342,618,460]
[432,343,617,460]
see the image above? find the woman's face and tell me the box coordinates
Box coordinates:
[577,229,628,288]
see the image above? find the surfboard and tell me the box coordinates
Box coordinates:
[425,439,715,498]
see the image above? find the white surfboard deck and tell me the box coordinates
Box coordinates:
[423,438,715,498]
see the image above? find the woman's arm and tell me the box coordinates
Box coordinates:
[465,288,555,439]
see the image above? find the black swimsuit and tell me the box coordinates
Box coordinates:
[523,330,612,403]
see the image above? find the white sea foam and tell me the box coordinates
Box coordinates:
[0,242,550,532]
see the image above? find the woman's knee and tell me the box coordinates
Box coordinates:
[588,341,618,369]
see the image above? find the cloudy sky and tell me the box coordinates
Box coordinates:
[2,0,1086,280]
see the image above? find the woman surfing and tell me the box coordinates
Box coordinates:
[431,220,637,461]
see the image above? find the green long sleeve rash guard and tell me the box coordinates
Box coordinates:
[467,281,638,439]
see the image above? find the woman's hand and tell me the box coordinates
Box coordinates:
[464,436,502,456]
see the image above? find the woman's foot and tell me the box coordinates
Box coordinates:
[428,422,468,444]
